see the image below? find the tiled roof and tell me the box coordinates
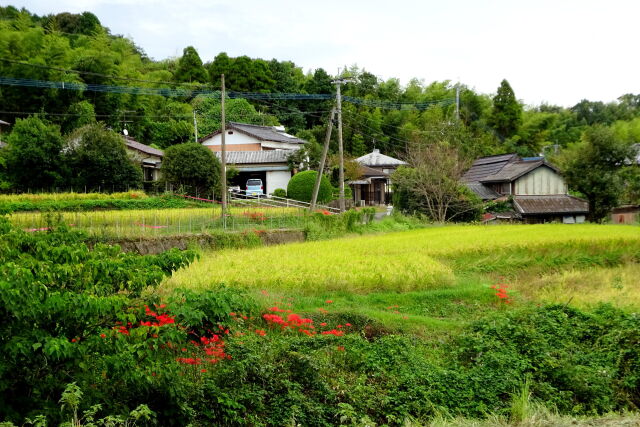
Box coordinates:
[214,150,294,164]
[461,154,518,182]
[124,138,164,157]
[513,195,588,215]
[465,182,500,200]
[359,164,389,178]
[199,123,307,144]
[356,149,406,167]
[481,160,559,183]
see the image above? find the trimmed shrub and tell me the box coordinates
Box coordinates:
[287,170,332,203]
[272,188,287,198]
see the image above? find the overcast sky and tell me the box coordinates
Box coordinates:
[12,0,640,107]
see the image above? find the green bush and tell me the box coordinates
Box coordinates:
[287,170,332,203]
[272,188,287,198]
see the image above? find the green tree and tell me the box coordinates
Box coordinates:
[162,143,220,196]
[191,96,278,136]
[287,170,332,203]
[5,116,64,191]
[489,79,522,140]
[174,46,208,83]
[64,123,142,191]
[559,126,634,222]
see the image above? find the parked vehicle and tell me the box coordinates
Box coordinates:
[246,179,264,197]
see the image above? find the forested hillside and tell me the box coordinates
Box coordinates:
[1,5,640,215]
[2,5,639,157]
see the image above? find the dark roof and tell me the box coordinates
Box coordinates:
[356,149,406,167]
[124,138,164,157]
[214,150,294,164]
[199,122,306,145]
[461,153,518,182]
[359,164,389,178]
[465,182,500,200]
[513,195,588,215]
[481,160,559,183]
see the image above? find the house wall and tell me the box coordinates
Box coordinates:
[202,132,262,151]
[202,132,301,151]
[266,170,292,195]
[514,167,567,195]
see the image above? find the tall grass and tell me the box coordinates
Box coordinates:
[0,190,147,202]
[164,224,640,295]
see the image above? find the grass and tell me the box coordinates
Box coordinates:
[161,224,640,335]
[0,190,148,202]
[8,206,307,237]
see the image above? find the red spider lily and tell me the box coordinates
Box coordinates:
[321,329,344,336]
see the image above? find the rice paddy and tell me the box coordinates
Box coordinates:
[161,224,640,334]
[9,206,307,236]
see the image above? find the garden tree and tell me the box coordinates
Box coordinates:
[286,130,322,171]
[162,143,220,196]
[174,46,208,83]
[64,124,142,191]
[392,141,482,222]
[287,170,332,203]
[489,79,522,141]
[558,125,635,222]
[5,116,65,191]
[140,100,193,148]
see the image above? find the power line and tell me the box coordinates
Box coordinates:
[0,75,455,110]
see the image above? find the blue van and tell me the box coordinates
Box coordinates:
[246,178,264,197]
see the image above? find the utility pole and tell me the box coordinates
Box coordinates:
[220,74,227,225]
[455,84,460,121]
[332,77,353,212]
[193,110,198,142]
[310,108,336,211]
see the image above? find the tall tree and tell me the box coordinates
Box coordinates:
[489,79,522,140]
[174,46,208,83]
[162,143,220,196]
[5,116,64,191]
[64,124,142,191]
[559,125,634,222]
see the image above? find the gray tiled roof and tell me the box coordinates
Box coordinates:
[513,195,588,215]
[124,138,164,157]
[465,182,500,200]
[359,164,389,178]
[214,150,294,164]
[356,149,406,167]
[461,154,518,182]
[229,122,306,144]
[481,161,558,183]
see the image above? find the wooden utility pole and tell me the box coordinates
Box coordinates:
[455,84,460,121]
[193,110,198,142]
[333,78,350,212]
[310,108,336,211]
[220,74,227,225]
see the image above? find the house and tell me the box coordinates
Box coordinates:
[199,122,306,194]
[123,137,163,182]
[214,150,292,195]
[350,149,407,206]
[199,122,306,152]
[462,154,588,223]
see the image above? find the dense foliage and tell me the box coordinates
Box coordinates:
[162,143,221,196]
[1,7,640,209]
[287,170,332,203]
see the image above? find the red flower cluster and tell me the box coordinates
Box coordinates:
[243,211,267,221]
[140,305,175,327]
[321,329,344,336]
[491,283,512,304]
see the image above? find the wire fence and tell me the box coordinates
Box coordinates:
[8,200,334,239]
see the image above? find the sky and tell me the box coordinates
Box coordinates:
[11,0,640,107]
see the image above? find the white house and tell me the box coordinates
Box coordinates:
[199,122,306,194]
